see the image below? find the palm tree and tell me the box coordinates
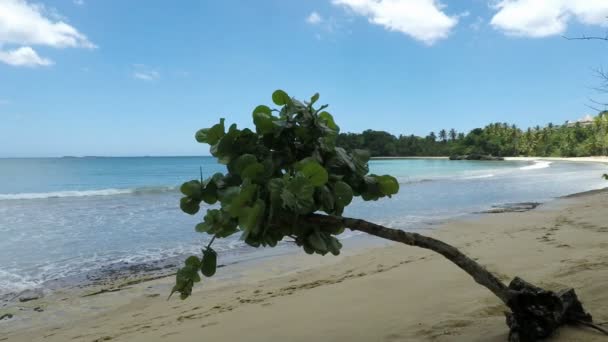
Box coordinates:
[438,129,447,143]
[449,128,457,141]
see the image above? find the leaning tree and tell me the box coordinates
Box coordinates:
[172,90,606,341]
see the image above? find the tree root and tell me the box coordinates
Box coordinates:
[505,277,606,342]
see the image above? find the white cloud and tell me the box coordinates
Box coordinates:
[132,65,160,81]
[0,0,95,48]
[0,46,52,67]
[332,0,459,45]
[306,11,323,25]
[491,0,608,38]
[73,0,85,5]
[0,0,94,67]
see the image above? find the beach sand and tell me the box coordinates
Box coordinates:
[505,156,608,164]
[2,189,607,342]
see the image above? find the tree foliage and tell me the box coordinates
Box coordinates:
[172,90,399,299]
[336,112,608,158]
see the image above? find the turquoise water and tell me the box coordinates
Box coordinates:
[0,157,606,296]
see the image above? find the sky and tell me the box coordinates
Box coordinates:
[1,0,608,157]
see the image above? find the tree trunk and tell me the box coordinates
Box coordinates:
[306,213,510,303]
[304,213,603,342]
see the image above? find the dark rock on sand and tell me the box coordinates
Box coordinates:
[17,289,43,302]
[0,313,13,320]
[481,202,541,214]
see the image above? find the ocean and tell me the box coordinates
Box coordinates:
[0,157,606,297]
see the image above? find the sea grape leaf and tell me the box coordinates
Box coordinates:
[333,181,353,207]
[316,185,335,212]
[201,180,218,204]
[296,159,328,187]
[318,111,338,131]
[253,105,275,134]
[232,154,257,175]
[201,248,217,277]
[238,199,266,237]
[376,175,399,196]
[180,197,201,215]
[195,118,225,145]
[281,175,315,214]
[180,180,203,199]
[241,162,265,182]
[185,256,201,268]
[272,89,291,106]
[225,184,258,217]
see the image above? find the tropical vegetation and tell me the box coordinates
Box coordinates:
[337,112,608,157]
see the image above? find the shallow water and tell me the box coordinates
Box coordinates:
[0,157,606,296]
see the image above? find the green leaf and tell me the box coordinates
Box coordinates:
[310,93,320,105]
[252,105,271,116]
[316,185,335,212]
[325,235,342,255]
[201,248,217,277]
[307,231,327,254]
[253,112,276,134]
[296,159,328,187]
[333,181,353,207]
[376,175,399,196]
[352,149,371,175]
[185,256,201,268]
[281,175,315,214]
[253,105,275,134]
[233,154,257,175]
[195,118,225,145]
[180,196,200,215]
[225,184,257,217]
[318,111,338,131]
[238,199,266,236]
[180,180,203,199]
[196,209,238,237]
[241,162,265,182]
[327,147,355,172]
[272,89,290,106]
[201,180,218,204]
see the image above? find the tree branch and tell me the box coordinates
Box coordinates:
[304,213,510,304]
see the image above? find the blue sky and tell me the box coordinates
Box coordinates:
[1,0,607,157]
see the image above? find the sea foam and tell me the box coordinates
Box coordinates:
[0,186,176,200]
[520,160,552,170]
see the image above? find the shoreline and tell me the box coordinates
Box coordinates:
[370,155,608,164]
[2,187,607,341]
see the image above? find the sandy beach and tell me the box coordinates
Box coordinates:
[505,157,608,164]
[371,156,608,164]
[2,189,607,342]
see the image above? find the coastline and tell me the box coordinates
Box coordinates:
[505,156,608,164]
[371,156,608,164]
[2,188,607,341]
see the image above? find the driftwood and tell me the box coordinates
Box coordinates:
[304,214,606,341]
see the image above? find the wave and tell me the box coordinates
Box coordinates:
[396,178,435,185]
[0,186,177,201]
[519,161,552,170]
[462,173,495,179]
